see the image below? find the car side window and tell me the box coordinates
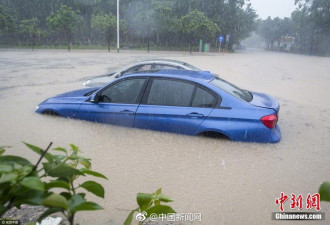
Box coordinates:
[192,87,216,108]
[137,64,153,71]
[147,79,194,107]
[153,64,180,70]
[99,78,146,104]
[121,65,141,76]
[122,64,153,75]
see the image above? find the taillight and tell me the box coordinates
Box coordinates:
[260,114,278,129]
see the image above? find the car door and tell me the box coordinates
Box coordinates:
[134,78,217,135]
[78,78,147,127]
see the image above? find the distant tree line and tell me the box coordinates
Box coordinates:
[0,0,257,52]
[257,0,329,56]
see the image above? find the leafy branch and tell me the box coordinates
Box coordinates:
[124,188,175,225]
[0,142,107,225]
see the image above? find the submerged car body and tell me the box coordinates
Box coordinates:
[83,59,201,87]
[37,70,281,143]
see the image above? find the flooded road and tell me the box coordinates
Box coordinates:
[0,49,329,225]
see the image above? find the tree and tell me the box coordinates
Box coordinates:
[293,0,330,55]
[0,0,259,51]
[120,18,128,43]
[218,0,257,49]
[124,0,156,52]
[308,0,330,55]
[257,17,272,48]
[258,17,292,49]
[152,0,177,47]
[177,9,220,53]
[291,8,311,53]
[46,5,83,51]
[0,4,15,34]
[18,18,45,50]
[91,12,116,51]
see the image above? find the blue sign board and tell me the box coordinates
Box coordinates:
[218,35,224,43]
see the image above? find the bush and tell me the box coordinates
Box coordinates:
[0,142,107,225]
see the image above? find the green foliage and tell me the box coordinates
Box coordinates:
[257,17,292,49]
[319,182,330,202]
[46,5,83,51]
[218,0,257,48]
[177,9,220,53]
[124,188,175,225]
[1,143,176,225]
[0,143,107,225]
[18,18,46,50]
[0,0,261,52]
[124,0,155,39]
[0,146,6,155]
[0,149,40,216]
[19,18,39,35]
[91,12,116,51]
[153,0,176,37]
[46,5,81,32]
[0,4,16,33]
[91,12,116,35]
[36,143,107,223]
[257,0,330,55]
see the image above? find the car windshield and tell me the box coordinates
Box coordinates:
[210,77,252,102]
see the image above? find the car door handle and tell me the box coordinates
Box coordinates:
[120,110,134,115]
[186,112,204,118]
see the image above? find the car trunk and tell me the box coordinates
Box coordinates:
[249,91,280,113]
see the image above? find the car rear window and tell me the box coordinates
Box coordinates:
[192,87,216,108]
[210,77,252,102]
[147,79,194,106]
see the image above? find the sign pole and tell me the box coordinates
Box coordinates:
[218,35,224,53]
[117,0,120,53]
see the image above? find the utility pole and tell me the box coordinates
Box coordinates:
[117,0,120,53]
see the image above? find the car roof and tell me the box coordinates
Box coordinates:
[123,69,215,83]
[137,59,186,64]
[117,60,182,72]
[114,59,201,74]
[132,59,199,68]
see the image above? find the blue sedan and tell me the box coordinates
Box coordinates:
[36,70,281,143]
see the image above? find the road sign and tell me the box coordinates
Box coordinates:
[218,35,224,53]
[218,35,224,43]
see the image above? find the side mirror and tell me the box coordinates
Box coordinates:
[89,93,99,103]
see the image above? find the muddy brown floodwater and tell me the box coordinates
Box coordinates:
[0,49,329,225]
